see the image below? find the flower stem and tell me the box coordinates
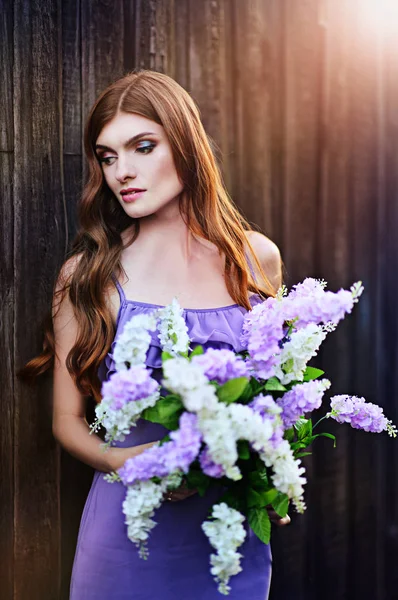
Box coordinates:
[312,415,328,430]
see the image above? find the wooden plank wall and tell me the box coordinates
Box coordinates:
[1,0,398,598]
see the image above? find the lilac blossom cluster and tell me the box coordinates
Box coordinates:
[191,348,248,385]
[283,288,355,329]
[157,297,190,355]
[243,306,286,380]
[277,379,331,429]
[92,366,160,444]
[102,366,159,411]
[241,278,363,383]
[201,503,247,595]
[249,393,285,448]
[199,446,225,478]
[122,471,183,558]
[328,395,397,437]
[113,313,158,370]
[118,413,203,485]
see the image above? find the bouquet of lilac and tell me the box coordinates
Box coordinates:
[90,280,396,595]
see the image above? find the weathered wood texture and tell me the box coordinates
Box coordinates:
[1,1,398,598]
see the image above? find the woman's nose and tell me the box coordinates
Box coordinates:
[115,156,137,183]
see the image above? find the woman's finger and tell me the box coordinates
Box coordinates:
[266,507,291,526]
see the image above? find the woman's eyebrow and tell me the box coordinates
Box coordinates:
[95,132,157,153]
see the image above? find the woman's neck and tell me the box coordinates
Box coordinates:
[124,196,196,262]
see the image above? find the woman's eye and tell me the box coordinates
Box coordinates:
[136,142,155,154]
[99,156,116,166]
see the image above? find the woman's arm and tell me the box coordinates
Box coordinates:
[52,257,155,473]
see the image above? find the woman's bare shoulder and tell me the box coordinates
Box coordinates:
[56,252,83,287]
[244,230,282,291]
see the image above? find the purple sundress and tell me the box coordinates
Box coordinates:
[69,280,272,599]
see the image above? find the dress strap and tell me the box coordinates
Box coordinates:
[111,274,126,304]
[245,252,257,283]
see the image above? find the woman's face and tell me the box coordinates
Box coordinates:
[95,112,184,219]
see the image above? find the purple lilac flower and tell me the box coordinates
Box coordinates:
[249,394,284,448]
[191,348,248,385]
[328,395,395,434]
[244,309,285,380]
[287,278,326,301]
[240,298,279,349]
[101,366,159,411]
[199,446,225,478]
[249,393,280,416]
[277,380,331,428]
[118,412,203,485]
[283,289,354,329]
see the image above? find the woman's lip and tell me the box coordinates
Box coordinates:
[121,190,146,202]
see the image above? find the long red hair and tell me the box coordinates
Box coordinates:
[19,70,276,402]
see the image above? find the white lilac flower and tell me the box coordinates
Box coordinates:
[327,395,397,437]
[162,356,219,412]
[202,503,247,595]
[249,394,284,447]
[228,403,275,452]
[162,356,209,393]
[274,323,327,385]
[260,439,307,512]
[94,386,160,444]
[197,403,242,481]
[197,402,282,482]
[157,298,190,355]
[277,379,331,428]
[113,313,158,370]
[122,471,183,559]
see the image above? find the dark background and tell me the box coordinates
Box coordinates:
[1,0,398,598]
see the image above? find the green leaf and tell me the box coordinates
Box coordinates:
[185,470,211,497]
[161,351,174,362]
[313,432,337,447]
[142,395,183,430]
[295,451,313,458]
[284,427,295,443]
[217,377,249,404]
[292,431,336,451]
[264,377,287,392]
[189,345,204,358]
[295,418,312,440]
[246,487,264,508]
[261,488,279,506]
[238,378,267,404]
[218,489,244,512]
[303,366,325,382]
[237,440,251,460]
[248,471,268,489]
[291,441,310,451]
[158,433,171,446]
[247,487,279,508]
[271,493,289,517]
[248,507,271,544]
[254,458,269,485]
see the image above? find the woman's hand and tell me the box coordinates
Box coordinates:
[163,479,198,502]
[266,505,291,526]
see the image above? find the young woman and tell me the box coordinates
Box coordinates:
[24,70,287,599]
